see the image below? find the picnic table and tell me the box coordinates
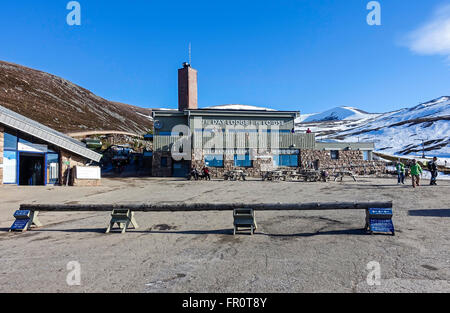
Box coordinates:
[224,170,247,181]
[261,170,286,181]
[333,171,357,182]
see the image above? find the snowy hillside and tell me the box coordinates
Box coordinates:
[205,104,276,111]
[296,97,450,158]
[303,106,379,122]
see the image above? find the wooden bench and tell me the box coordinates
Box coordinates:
[10,201,395,236]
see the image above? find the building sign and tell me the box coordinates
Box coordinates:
[204,119,286,126]
[18,141,48,153]
[75,166,101,180]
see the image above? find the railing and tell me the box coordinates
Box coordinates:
[154,133,316,152]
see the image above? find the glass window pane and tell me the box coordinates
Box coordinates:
[3,151,17,183]
[234,154,252,167]
[205,155,223,167]
[4,132,17,150]
[47,153,59,184]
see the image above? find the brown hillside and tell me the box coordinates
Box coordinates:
[0,61,153,134]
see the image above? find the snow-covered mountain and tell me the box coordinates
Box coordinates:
[302,106,379,122]
[296,97,450,158]
[205,104,276,111]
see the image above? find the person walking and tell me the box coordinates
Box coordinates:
[396,161,405,184]
[410,159,422,188]
[428,157,438,185]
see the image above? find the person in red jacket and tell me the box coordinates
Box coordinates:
[306,128,312,134]
[202,166,211,180]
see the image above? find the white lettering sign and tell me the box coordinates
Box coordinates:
[75,166,101,180]
[17,142,48,153]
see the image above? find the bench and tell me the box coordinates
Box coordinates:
[9,202,395,236]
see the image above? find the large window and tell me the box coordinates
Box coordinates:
[234,154,252,167]
[205,155,224,167]
[363,151,371,161]
[273,154,298,167]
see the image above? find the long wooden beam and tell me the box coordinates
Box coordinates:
[20,202,393,212]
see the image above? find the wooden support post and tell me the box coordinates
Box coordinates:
[105,209,139,234]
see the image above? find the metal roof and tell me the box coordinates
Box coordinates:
[0,105,102,162]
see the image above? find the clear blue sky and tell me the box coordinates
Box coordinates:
[1,0,449,114]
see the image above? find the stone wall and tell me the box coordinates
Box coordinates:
[191,149,298,178]
[300,150,385,175]
[60,150,90,186]
[152,148,386,178]
[0,125,3,185]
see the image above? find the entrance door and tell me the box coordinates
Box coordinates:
[19,153,45,186]
[172,160,190,178]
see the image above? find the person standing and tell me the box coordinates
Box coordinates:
[396,161,405,184]
[306,128,312,134]
[410,159,422,188]
[428,157,438,185]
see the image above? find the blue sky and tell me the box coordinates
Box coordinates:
[1,0,449,114]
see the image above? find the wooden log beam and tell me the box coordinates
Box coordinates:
[20,202,393,212]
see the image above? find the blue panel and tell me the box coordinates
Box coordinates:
[234,154,252,167]
[205,155,224,167]
[4,132,18,150]
[13,210,31,218]
[369,208,393,216]
[10,218,30,231]
[369,219,394,233]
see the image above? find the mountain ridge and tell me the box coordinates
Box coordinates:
[0,60,153,134]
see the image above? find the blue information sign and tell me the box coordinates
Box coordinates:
[366,208,395,235]
[369,219,394,233]
[10,218,31,231]
[368,208,392,216]
[13,210,31,218]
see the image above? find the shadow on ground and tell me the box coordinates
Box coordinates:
[408,209,450,217]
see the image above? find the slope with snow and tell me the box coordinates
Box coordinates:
[204,104,276,111]
[303,106,379,122]
[295,97,450,158]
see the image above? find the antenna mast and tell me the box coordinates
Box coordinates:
[189,42,192,65]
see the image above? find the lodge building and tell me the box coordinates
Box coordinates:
[152,63,382,178]
[0,105,102,186]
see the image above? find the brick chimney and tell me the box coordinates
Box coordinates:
[178,62,198,111]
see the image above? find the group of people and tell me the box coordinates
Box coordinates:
[189,166,211,181]
[396,157,439,188]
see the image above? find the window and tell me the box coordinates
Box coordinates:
[234,154,252,167]
[205,155,224,167]
[274,154,298,167]
[161,157,168,167]
[3,151,17,184]
[4,132,17,150]
[47,153,60,184]
[363,151,371,161]
[330,150,339,160]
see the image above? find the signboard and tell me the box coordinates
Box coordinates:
[18,141,48,153]
[9,210,42,232]
[10,210,32,232]
[75,166,101,180]
[366,208,395,235]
